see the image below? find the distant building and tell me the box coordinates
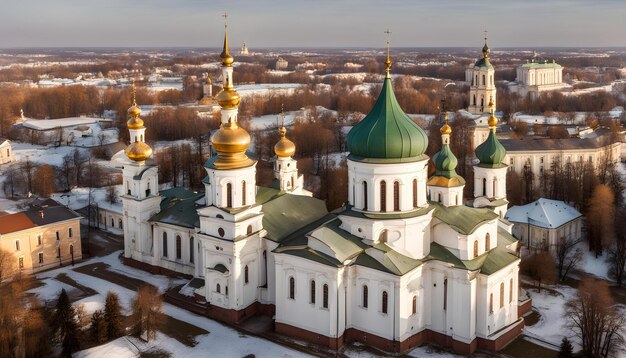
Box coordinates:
[275,57,288,70]
[0,139,14,165]
[240,42,249,55]
[466,36,496,114]
[501,127,621,178]
[0,200,82,279]
[14,116,113,146]
[199,76,214,106]
[506,198,583,253]
[509,52,571,97]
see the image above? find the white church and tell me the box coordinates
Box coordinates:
[115,24,526,355]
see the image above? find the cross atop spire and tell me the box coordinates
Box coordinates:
[384,29,392,77]
[484,29,488,44]
[223,12,228,30]
[280,104,285,128]
[482,29,490,58]
[131,79,137,106]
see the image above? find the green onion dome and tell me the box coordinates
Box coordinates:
[433,143,459,178]
[347,77,428,160]
[475,128,506,167]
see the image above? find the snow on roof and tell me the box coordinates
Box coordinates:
[21,117,111,131]
[505,198,582,229]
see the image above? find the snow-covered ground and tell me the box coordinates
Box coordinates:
[524,285,579,350]
[236,83,301,98]
[30,251,310,358]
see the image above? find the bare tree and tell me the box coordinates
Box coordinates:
[566,278,626,357]
[611,207,626,286]
[130,285,164,342]
[521,251,556,292]
[0,248,15,284]
[555,236,583,281]
[587,184,615,257]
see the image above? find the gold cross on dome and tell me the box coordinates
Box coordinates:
[223,12,228,29]
[484,29,488,44]
[384,29,391,58]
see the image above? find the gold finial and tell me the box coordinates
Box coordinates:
[279,104,287,137]
[488,96,497,127]
[220,12,234,67]
[482,29,490,58]
[440,111,452,135]
[127,80,142,119]
[274,105,295,158]
[384,29,392,77]
[484,29,488,45]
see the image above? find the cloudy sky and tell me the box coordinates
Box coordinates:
[2,0,626,48]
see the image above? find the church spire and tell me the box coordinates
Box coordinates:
[220,12,234,67]
[384,29,392,78]
[475,97,506,168]
[124,81,153,162]
[482,29,490,58]
[274,105,296,158]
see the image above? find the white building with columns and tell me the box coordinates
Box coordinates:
[118,25,525,356]
[509,52,570,97]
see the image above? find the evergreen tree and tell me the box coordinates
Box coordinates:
[559,337,574,358]
[51,289,80,357]
[103,291,124,340]
[90,310,107,344]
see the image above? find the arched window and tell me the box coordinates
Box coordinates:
[480,96,484,108]
[263,251,267,284]
[118,219,123,230]
[247,225,253,235]
[485,233,491,251]
[216,283,221,293]
[438,192,442,203]
[393,181,400,211]
[482,74,486,86]
[242,181,246,206]
[380,180,387,212]
[289,277,295,299]
[323,284,329,309]
[500,282,505,308]
[412,295,417,315]
[475,75,478,86]
[444,278,448,310]
[489,293,493,313]
[244,265,249,284]
[382,291,388,314]
[310,280,316,304]
[363,285,368,308]
[111,218,114,227]
[226,183,232,207]
[175,235,182,259]
[482,178,487,196]
[412,179,418,208]
[493,178,497,197]
[69,227,73,238]
[162,232,168,258]
[189,237,194,263]
[362,181,368,210]
[510,278,513,303]
[473,94,476,106]
[473,240,479,258]
[225,286,228,296]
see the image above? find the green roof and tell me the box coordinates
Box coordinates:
[262,194,329,242]
[426,239,519,276]
[521,61,562,69]
[475,128,507,168]
[474,57,494,69]
[150,188,203,228]
[431,201,498,234]
[347,76,428,160]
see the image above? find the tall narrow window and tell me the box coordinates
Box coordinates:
[443,278,448,310]
[69,245,74,256]
[263,251,267,284]
[57,247,61,258]
[489,293,493,313]
[242,181,247,206]
[438,193,442,203]
[56,231,60,241]
[485,233,491,251]
[289,277,295,299]
[247,225,253,235]
[225,286,228,296]
[15,240,20,251]
[226,183,233,207]
[412,179,418,208]
[362,181,368,210]
[363,285,368,308]
[310,280,316,304]
[162,232,168,258]
[119,219,123,230]
[323,284,329,309]
[190,237,194,263]
[412,295,417,315]
[393,181,400,211]
[176,235,182,259]
[382,291,388,314]
[482,178,487,196]
[68,228,72,238]
[473,94,476,106]
[510,278,513,303]
[217,283,221,293]
[493,178,497,198]
[244,265,249,284]
[380,180,387,212]
[38,252,43,264]
[482,74,486,86]
[500,282,505,308]
[474,240,479,258]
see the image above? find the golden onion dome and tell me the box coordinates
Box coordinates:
[211,122,251,155]
[215,87,241,109]
[127,115,144,130]
[440,123,452,135]
[274,127,296,157]
[125,141,153,162]
[128,104,141,118]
